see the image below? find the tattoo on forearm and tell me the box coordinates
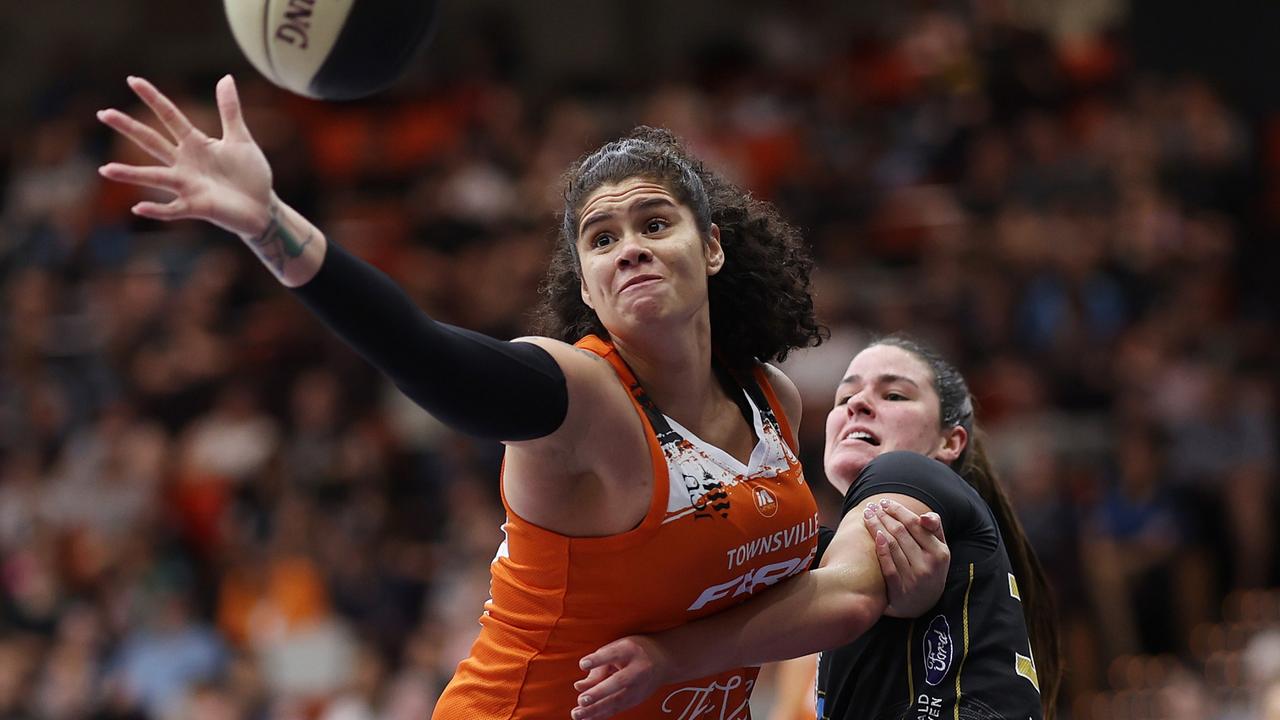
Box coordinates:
[250,199,313,275]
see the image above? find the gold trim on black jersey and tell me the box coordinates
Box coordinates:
[954,563,975,720]
[906,619,915,708]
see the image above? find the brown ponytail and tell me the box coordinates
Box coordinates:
[872,333,1062,718]
[958,429,1062,718]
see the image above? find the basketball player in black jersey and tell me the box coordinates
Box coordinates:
[574,334,1062,720]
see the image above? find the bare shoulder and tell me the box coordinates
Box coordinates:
[760,363,803,426]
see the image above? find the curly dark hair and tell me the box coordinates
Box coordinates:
[531,126,826,370]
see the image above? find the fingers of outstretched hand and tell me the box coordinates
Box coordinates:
[215,75,252,142]
[131,199,190,221]
[99,163,185,194]
[126,76,198,142]
[96,109,175,165]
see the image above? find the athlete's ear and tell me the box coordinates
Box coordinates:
[580,272,595,310]
[934,425,967,465]
[705,223,724,276]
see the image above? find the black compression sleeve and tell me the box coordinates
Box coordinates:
[291,242,568,441]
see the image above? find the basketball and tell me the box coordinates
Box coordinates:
[222,0,439,100]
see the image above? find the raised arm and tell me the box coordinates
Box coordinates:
[97,75,578,443]
[571,495,948,720]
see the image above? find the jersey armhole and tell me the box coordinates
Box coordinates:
[499,336,671,550]
[753,365,800,456]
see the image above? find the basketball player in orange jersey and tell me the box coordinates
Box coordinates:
[96,75,950,719]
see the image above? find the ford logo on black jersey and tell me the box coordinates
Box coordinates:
[923,614,954,686]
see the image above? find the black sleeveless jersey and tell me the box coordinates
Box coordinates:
[813,451,1043,720]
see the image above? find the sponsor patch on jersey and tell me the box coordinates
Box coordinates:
[688,545,815,611]
[923,614,954,686]
[752,486,778,517]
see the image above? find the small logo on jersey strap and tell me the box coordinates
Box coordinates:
[752,486,778,517]
[923,614,954,686]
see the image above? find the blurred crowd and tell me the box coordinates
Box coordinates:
[1,2,1277,719]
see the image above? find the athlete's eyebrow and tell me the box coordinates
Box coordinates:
[578,210,614,239]
[628,196,679,214]
[838,373,920,388]
[578,196,678,238]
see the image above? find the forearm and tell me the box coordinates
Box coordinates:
[238,193,327,287]
[656,565,885,682]
[288,232,567,441]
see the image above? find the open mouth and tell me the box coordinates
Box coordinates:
[841,430,880,446]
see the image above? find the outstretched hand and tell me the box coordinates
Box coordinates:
[572,635,669,720]
[97,75,273,239]
[863,498,950,618]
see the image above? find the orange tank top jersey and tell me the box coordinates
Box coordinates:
[433,336,819,720]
